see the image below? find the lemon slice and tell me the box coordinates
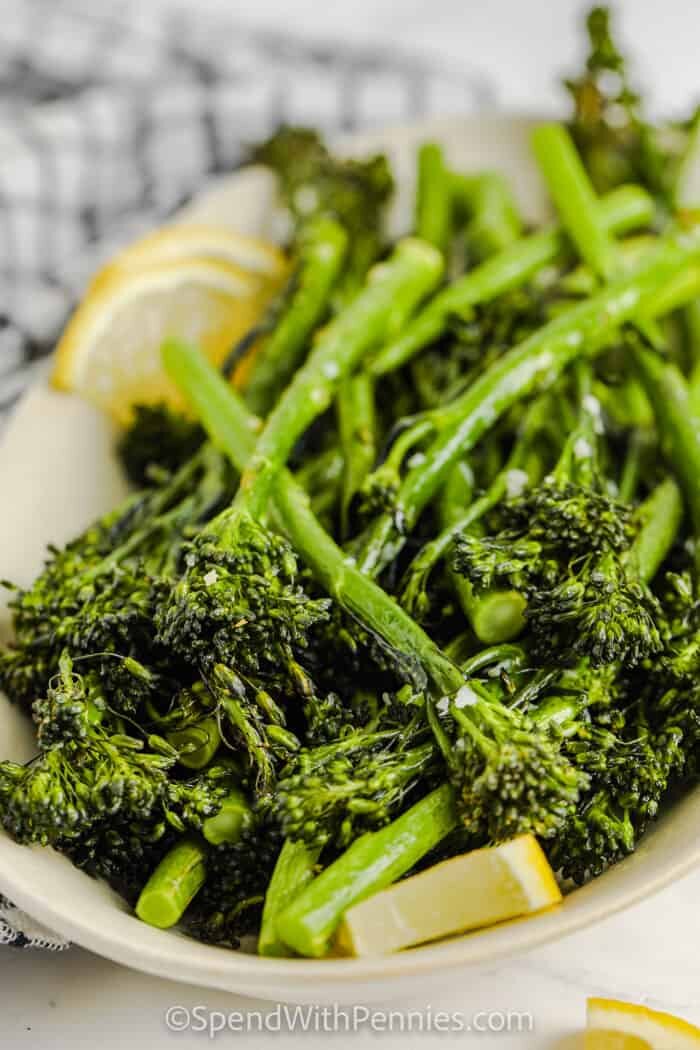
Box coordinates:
[98,224,287,283]
[336,834,561,957]
[52,257,272,422]
[586,999,700,1050]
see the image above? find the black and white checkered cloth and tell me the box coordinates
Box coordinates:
[0,0,492,948]
[0,0,493,426]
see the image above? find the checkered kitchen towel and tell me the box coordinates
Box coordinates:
[0,0,492,947]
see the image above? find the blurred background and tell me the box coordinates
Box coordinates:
[3,0,698,115]
[65,0,697,114]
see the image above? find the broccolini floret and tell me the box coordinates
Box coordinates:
[429,681,587,843]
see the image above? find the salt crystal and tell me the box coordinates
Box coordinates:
[454,684,479,709]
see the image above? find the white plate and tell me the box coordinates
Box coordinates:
[1,114,699,1004]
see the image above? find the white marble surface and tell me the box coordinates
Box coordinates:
[3,867,700,1047]
[4,0,700,1044]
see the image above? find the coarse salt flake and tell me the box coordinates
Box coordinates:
[505,468,529,499]
[454,684,480,708]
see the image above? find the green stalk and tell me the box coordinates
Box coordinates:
[357,230,700,577]
[295,447,344,524]
[438,462,475,568]
[337,372,377,537]
[451,171,522,260]
[295,447,344,495]
[630,343,700,536]
[136,788,253,927]
[532,123,619,281]
[684,299,700,368]
[405,390,554,595]
[561,235,656,297]
[644,266,700,319]
[275,784,457,957]
[162,341,464,699]
[363,414,437,498]
[167,716,221,771]
[432,165,522,638]
[272,477,463,696]
[434,403,550,643]
[617,431,646,503]
[213,665,275,789]
[244,216,348,415]
[440,460,475,512]
[683,300,700,416]
[201,788,252,846]
[690,365,700,419]
[415,142,452,252]
[538,126,700,544]
[459,587,528,646]
[625,478,684,584]
[401,490,497,617]
[460,643,526,677]
[258,839,322,957]
[236,238,443,517]
[135,837,207,929]
[369,184,653,377]
[438,462,527,643]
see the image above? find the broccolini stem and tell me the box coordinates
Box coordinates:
[201,787,252,846]
[439,400,552,643]
[362,413,436,500]
[212,664,277,792]
[244,217,348,415]
[438,462,476,623]
[258,839,321,957]
[135,836,208,929]
[162,340,257,464]
[532,123,619,281]
[273,477,464,696]
[415,142,452,252]
[163,340,465,698]
[235,238,443,518]
[460,643,527,677]
[684,301,700,416]
[440,460,475,521]
[337,372,377,537]
[460,588,528,646]
[295,447,344,495]
[166,715,221,771]
[687,300,700,358]
[357,230,700,578]
[401,394,549,617]
[369,184,653,377]
[625,478,683,584]
[304,453,344,523]
[451,171,522,260]
[275,784,457,957]
[401,490,495,612]
[630,341,700,536]
[617,430,647,503]
[691,366,700,420]
[644,265,700,319]
[456,371,593,643]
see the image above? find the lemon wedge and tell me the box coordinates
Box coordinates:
[52,256,276,422]
[586,999,700,1050]
[336,834,561,957]
[97,223,287,283]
